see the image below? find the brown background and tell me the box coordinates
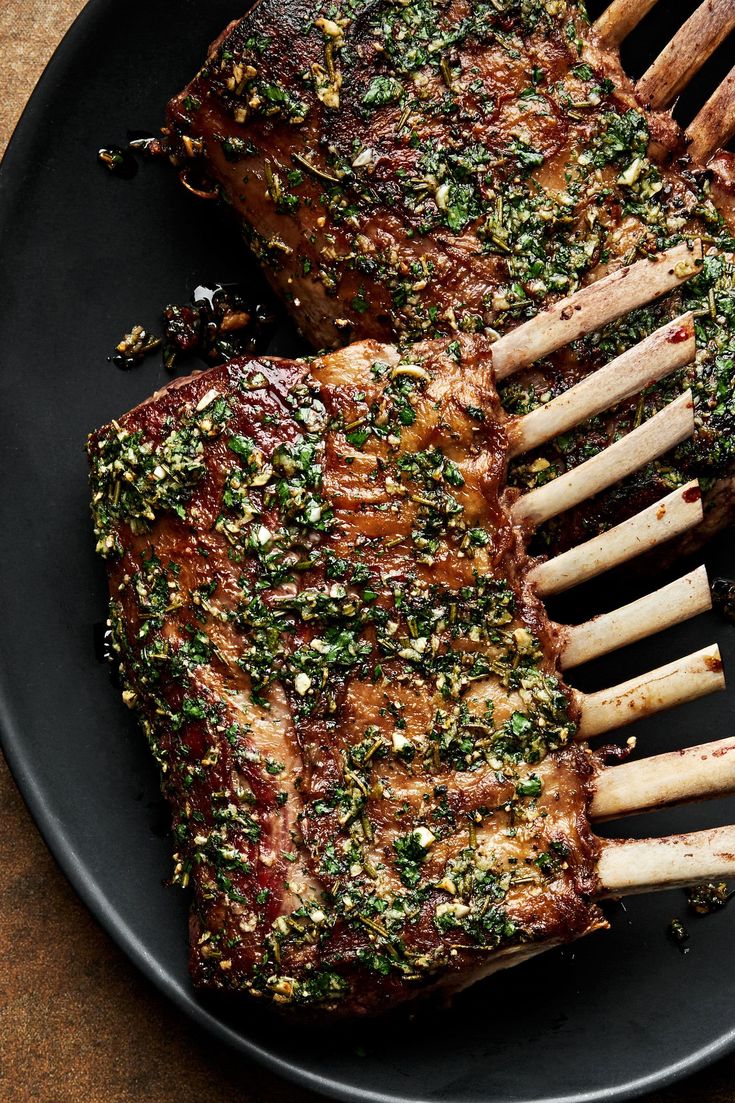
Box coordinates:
[0,2,732,1101]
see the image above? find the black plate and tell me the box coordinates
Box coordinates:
[1,2,735,1100]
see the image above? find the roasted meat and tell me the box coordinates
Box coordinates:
[88,334,607,1015]
[164,0,735,551]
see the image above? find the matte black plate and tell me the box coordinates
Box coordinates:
[1,2,734,1100]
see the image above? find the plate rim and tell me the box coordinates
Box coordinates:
[1,2,734,1100]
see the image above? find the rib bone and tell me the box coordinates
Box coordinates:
[492,243,702,381]
[507,314,695,459]
[560,565,712,670]
[512,390,694,527]
[597,826,735,896]
[686,63,735,164]
[576,644,724,739]
[529,481,703,597]
[637,0,735,110]
[594,0,660,46]
[592,736,735,822]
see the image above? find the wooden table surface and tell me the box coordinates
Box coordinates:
[0,3,733,1101]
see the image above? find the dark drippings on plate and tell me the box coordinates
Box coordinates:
[163,283,277,369]
[712,577,735,623]
[108,283,278,372]
[97,131,163,178]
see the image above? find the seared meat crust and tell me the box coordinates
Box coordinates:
[88,335,605,1016]
[165,0,735,551]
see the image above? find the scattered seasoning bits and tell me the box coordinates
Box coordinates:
[413,826,436,849]
[97,146,138,179]
[516,774,542,798]
[97,133,162,178]
[686,881,733,915]
[109,325,162,371]
[294,672,312,696]
[107,284,278,373]
[667,918,690,953]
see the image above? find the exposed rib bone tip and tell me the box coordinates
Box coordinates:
[636,0,735,111]
[594,0,659,46]
[560,564,711,670]
[686,64,735,164]
[530,480,703,597]
[597,826,735,896]
[592,735,735,822]
[493,244,701,380]
[508,314,695,459]
[576,643,725,739]
[513,389,695,528]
